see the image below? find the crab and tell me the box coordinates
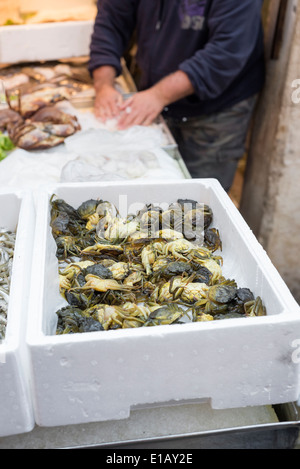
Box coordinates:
[0,86,81,150]
[194,280,238,314]
[88,302,150,330]
[30,106,81,129]
[244,296,266,317]
[80,274,133,293]
[154,276,209,303]
[8,86,73,118]
[143,304,187,327]
[108,261,131,280]
[141,243,159,275]
[81,243,124,257]
[7,106,81,150]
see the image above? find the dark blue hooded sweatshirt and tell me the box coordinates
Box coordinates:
[89,0,265,118]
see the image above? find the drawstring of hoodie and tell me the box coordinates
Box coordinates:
[156,0,165,30]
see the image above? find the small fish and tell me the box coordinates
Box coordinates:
[0,228,16,340]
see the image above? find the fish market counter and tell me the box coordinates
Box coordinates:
[0,60,190,188]
[0,401,299,449]
[0,64,300,450]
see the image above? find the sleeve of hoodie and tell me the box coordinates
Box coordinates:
[179,0,263,100]
[89,0,137,76]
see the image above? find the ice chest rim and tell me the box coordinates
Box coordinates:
[25,179,300,425]
[0,188,35,436]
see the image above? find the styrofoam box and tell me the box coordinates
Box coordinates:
[0,21,93,64]
[26,179,300,428]
[0,190,35,436]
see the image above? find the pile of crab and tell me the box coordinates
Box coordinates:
[50,196,266,335]
[0,87,81,150]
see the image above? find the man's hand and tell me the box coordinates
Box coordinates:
[92,67,194,129]
[117,70,194,130]
[94,84,124,122]
[93,66,124,122]
[117,88,165,130]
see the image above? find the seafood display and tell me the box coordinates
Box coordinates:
[6,106,81,150]
[0,61,91,151]
[0,63,93,100]
[6,86,74,119]
[0,87,82,150]
[0,228,16,340]
[50,196,266,334]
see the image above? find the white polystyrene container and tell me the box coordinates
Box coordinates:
[0,21,93,64]
[0,190,35,436]
[26,179,300,428]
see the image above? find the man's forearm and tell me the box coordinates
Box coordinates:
[93,65,117,91]
[151,70,195,107]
